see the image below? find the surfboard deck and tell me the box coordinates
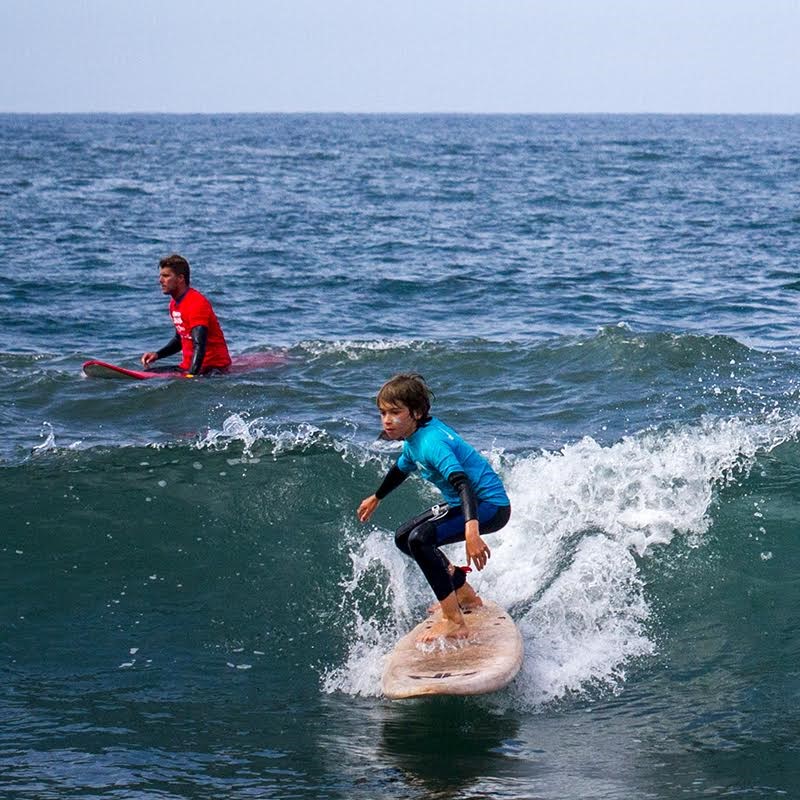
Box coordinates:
[382,599,523,700]
[82,352,288,380]
[82,361,174,380]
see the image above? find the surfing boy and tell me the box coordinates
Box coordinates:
[141,254,231,377]
[357,374,511,642]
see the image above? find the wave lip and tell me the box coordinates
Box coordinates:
[326,412,800,707]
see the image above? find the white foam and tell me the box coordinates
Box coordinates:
[324,413,800,706]
[195,413,327,459]
[196,413,267,455]
[416,636,472,654]
[320,529,416,697]
[195,413,397,478]
[299,339,424,361]
[31,421,55,455]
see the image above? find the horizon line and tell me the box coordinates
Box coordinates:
[1,109,798,117]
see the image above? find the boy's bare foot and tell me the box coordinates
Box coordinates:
[417,617,469,643]
[455,582,483,610]
[427,582,483,614]
[420,591,470,642]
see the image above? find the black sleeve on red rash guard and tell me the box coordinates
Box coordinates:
[448,471,478,521]
[156,334,181,360]
[375,465,408,500]
[187,325,208,374]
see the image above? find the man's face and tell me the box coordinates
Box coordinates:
[159,267,185,296]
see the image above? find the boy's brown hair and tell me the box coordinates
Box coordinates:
[376,373,433,419]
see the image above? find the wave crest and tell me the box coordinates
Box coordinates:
[325,412,800,706]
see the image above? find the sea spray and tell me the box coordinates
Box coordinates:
[325,412,800,705]
[196,414,338,465]
[321,529,417,696]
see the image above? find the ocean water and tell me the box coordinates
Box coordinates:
[2,113,800,799]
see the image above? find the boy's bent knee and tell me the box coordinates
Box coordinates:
[406,522,437,555]
[394,527,412,555]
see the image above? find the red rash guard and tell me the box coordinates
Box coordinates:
[169,288,231,371]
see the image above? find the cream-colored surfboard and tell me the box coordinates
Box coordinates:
[382,599,523,699]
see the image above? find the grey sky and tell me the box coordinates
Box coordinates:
[1,0,798,113]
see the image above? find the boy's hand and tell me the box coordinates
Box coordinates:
[357,494,380,523]
[465,520,491,570]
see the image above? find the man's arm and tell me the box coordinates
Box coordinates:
[141,334,181,367]
[186,325,208,375]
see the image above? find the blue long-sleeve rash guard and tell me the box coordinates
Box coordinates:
[393,417,509,508]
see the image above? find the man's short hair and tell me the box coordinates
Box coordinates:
[159,254,191,285]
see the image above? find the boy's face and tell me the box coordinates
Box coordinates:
[378,401,420,440]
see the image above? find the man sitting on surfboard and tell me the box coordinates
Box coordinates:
[140,254,231,377]
[357,374,511,643]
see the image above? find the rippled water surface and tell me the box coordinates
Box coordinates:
[2,114,800,798]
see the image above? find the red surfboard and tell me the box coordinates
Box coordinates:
[83,352,288,380]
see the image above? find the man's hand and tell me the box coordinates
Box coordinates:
[141,352,158,367]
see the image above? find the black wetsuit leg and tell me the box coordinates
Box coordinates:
[394,503,511,601]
